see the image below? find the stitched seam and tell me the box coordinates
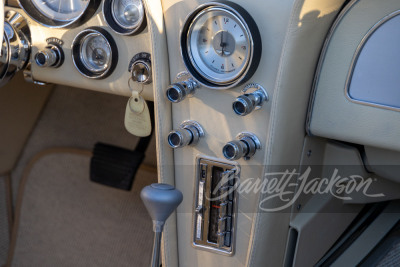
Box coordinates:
[144,0,175,266]
[246,0,304,265]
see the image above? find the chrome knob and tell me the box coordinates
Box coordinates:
[167,121,204,148]
[35,46,63,68]
[166,78,198,103]
[233,84,268,116]
[131,59,152,84]
[223,133,261,160]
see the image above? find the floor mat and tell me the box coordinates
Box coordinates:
[8,149,156,267]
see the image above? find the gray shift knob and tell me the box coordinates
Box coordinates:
[141,183,183,231]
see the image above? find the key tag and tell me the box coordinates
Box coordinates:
[125,82,152,137]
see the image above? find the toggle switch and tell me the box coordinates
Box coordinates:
[232,83,268,116]
[223,132,261,160]
[167,121,204,148]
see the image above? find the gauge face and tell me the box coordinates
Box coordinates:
[72,28,118,79]
[80,33,112,73]
[19,0,100,28]
[31,0,90,22]
[104,0,146,35]
[112,0,144,29]
[181,2,261,89]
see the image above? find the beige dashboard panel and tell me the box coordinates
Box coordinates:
[308,0,400,151]
[5,5,154,100]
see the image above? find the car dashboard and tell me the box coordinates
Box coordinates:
[1,0,400,266]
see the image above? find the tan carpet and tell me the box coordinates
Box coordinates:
[11,85,157,206]
[8,149,156,267]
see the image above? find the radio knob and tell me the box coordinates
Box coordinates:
[223,133,261,160]
[35,46,63,68]
[166,78,198,103]
[232,84,268,116]
[167,121,204,148]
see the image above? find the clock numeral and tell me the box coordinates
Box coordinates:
[221,64,224,70]
[224,18,229,24]
[241,46,246,50]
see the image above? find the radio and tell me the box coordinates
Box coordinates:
[193,158,239,255]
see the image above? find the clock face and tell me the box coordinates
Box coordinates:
[188,8,251,85]
[181,3,261,89]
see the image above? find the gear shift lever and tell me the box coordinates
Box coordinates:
[141,183,183,267]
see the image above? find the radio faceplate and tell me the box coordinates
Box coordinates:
[193,158,239,255]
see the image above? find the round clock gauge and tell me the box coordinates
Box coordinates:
[181,1,262,89]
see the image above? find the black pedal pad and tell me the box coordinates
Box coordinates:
[90,143,145,191]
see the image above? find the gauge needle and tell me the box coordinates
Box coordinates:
[217,31,227,57]
[89,43,104,62]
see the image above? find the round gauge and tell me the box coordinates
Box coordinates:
[103,0,146,35]
[181,2,261,89]
[80,33,112,73]
[19,0,101,28]
[72,28,118,79]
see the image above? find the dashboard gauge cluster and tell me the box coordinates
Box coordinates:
[72,27,118,79]
[103,0,146,35]
[19,0,101,28]
[180,1,262,89]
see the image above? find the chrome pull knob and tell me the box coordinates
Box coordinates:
[167,121,204,148]
[223,132,261,161]
[232,83,268,116]
[166,83,188,103]
[35,45,63,68]
[166,72,199,103]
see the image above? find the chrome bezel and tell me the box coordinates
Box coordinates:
[0,10,31,87]
[102,0,146,36]
[187,7,251,85]
[18,0,101,28]
[72,28,118,79]
[192,156,240,256]
[180,2,262,89]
